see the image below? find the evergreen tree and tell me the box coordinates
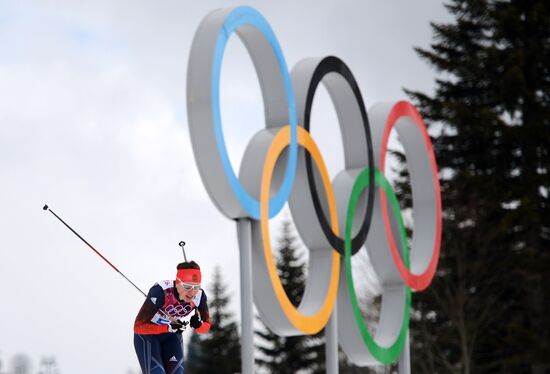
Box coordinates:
[10,354,32,374]
[37,356,60,374]
[398,0,550,372]
[185,266,241,374]
[255,220,325,373]
[185,333,206,373]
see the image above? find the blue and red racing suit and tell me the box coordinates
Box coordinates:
[133,280,210,374]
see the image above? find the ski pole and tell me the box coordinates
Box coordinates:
[43,204,147,297]
[178,241,188,262]
[42,204,179,322]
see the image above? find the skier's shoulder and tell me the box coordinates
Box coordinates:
[144,281,170,300]
[194,288,208,307]
[154,280,175,291]
[191,289,203,306]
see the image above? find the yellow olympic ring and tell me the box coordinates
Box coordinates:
[260,125,340,334]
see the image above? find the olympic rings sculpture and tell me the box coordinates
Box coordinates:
[187,6,442,366]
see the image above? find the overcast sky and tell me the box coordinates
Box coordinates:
[0,1,452,372]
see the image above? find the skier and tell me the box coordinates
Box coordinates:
[134,261,211,373]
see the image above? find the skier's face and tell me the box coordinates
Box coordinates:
[176,279,200,302]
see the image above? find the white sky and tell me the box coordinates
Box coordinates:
[0,1,452,372]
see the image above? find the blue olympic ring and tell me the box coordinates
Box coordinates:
[211,6,298,219]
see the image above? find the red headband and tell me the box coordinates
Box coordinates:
[176,268,201,284]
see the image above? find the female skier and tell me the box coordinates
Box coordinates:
[134,261,210,373]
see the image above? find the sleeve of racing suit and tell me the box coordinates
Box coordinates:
[194,290,211,334]
[134,284,165,327]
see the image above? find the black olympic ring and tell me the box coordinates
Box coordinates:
[302,56,375,255]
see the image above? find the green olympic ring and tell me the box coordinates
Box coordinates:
[345,168,411,364]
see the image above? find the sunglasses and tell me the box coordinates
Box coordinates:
[177,278,201,291]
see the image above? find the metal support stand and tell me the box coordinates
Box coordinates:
[326,304,339,373]
[237,218,254,374]
[398,331,411,374]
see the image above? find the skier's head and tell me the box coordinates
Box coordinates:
[175,261,201,302]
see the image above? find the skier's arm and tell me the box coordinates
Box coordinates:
[134,284,165,326]
[193,291,211,334]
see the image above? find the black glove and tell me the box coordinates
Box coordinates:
[190,312,203,329]
[168,319,187,333]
